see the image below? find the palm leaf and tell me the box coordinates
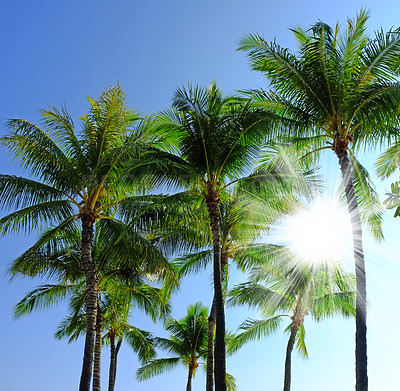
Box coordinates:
[0,200,75,235]
[136,357,180,381]
[339,155,384,240]
[14,283,76,318]
[124,326,157,364]
[227,316,286,353]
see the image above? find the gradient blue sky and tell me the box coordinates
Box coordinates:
[1,1,400,390]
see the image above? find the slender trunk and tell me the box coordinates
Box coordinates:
[206,196,226,391]
[186,365,194,391]
[79,219,98,391]
[112,338,122,391]
[92,306,103,391]
[283,323,299,391]
[206,297,216,391]
[337,151,368,391]
[108,335,122,391]
[108,334,116,391]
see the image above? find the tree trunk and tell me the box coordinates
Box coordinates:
[92,306,103,391]
[337,151,368,391]
[79,219,98,391]
[206,197,226,391]
[206,296,216,391]
[108,338,122,391]
[283,323,299,391]
[186,365,194,391]
[108,334,116,391]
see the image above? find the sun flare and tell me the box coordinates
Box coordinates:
[282,197,353,265]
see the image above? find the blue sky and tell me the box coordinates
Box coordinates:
[1,1,400,390]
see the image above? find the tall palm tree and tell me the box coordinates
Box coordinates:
[137,302,209,391]
[228,247,356,391]
[142,83,314,391]
[172,187,302,391]
[238,10,400,390]
[0,87,169,391]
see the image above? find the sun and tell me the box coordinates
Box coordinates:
[281,197,353,265]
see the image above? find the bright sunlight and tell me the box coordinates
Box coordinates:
[281,197,353,265]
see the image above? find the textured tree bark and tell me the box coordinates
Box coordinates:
[206,195,226,391]
[92,306,103,391]
[283,323,299,391]
[108,338,122,391]
[108,335,116,391]
[206,297,216,391]
[79,219,98,391]
[186,365,194,391]
[337,151,368,391]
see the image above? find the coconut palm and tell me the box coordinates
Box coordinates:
[136,302,208,391]
[238,10,400,390]
[228,247,356,391]
[10,219,173,391]
[54,282,161,391]
[136,302,237,391]
[0,88,171,391]
[171,186,303,391]
[139,83,316,391]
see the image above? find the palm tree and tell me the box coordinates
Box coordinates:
[228,247,356,391]
[172,187,302,391]
[137,302,208,391]
[238,10,400,390]
[10,219,173,391]
[142,83,315,391]
[0,88,170,391]
[54,282,161,391]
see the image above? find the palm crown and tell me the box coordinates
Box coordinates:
[228,249,356,391]
[0,85,168,391]
[238,11,400,390]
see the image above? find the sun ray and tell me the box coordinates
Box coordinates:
[272,196,353,267]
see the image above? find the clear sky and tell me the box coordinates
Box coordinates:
[1,1,400,390]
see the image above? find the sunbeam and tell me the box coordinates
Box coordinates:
[275,196,353,266]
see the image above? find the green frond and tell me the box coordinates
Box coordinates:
[376,140,400,178]
[311,291,356,321]
[40,105,83,160]
[382,181,400,217]
[2,119,80,192]
[172,250,212,278]
[226,372,237,391]
[136,357,180,381]
[14,283,76,318]
[228,282,291,314]
[0,200,75,236]
[0,175,70,211]
[227,316,285,354]
[124,326,157,364]
[55,313,86,343]
[295,323,308,359]
[341,155,384,240]
[8,219,80,279]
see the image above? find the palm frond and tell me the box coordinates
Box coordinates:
[0,200,75,235]
[14,283,76,318]
[136,357,180,381]
[2,119,80,192]
[340,155,384,240]
[376,140,400,178]
[227,316,285,353]
[124,326,157,364]
[295,323,308,358]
